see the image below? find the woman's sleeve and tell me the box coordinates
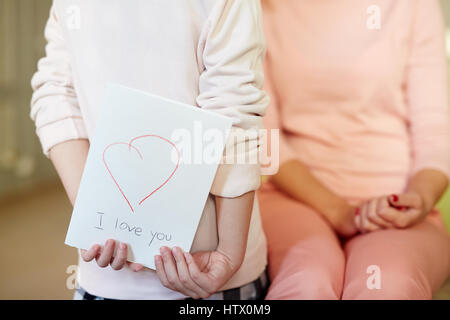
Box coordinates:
[197,0,269,198]
[30,5,88,157]
[262,57,298,170]
[407,0,450,178]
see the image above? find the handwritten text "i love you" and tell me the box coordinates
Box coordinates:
[94,212,173,247]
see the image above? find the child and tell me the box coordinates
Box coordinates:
[31,0,268,300]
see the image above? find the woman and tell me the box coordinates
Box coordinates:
[260,0,450,299]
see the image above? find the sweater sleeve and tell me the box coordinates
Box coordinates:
[197,0,269,197]
[30,5,88,157]
[407,0,450,178]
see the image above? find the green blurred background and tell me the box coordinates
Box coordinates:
[439,191,450,229]
[429,0,450,230]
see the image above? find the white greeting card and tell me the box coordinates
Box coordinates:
[65,84,232,269]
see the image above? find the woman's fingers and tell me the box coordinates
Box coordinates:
[80,244,101,262]
[378,207,411,228]
[359,201,380,233]
[110,242,128,270]
[172,247,209,299]
[354,212,361,232]
[389,193,421,210]
[356,194,421,232]
[369,197,395,228]
[96,239,115,268]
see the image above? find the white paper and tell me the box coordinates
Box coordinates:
[65,84,232,269]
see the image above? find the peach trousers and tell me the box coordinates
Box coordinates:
[258,184,450,300]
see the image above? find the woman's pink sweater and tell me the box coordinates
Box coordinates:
[263,0,450,199]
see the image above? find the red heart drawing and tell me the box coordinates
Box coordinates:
[102,134,180,213]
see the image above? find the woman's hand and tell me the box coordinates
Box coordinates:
[355,170,448,233]
[80,239,144,272]
[354,196,393,233]
[328,201,359,238]
[377,193,428,228]
[155,246,236,299]
[355,192,429,233]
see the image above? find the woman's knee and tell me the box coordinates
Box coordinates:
[259,189,346,299]
[266,267,343,300]
[266,243,345,300]
[342,269,433,300]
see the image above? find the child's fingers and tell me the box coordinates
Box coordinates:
[110,242,128,270]
[128,262,144,272]
[172,247,209,299]
[160,246,180,286]
[389,193,421,209]
[159,247,198,297]
[80,245,101,262]
[184,252,212,295]
[96,239,115,268]
[155,254,173,290]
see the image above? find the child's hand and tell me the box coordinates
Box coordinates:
[155,246,235,299]
[80,239,144,272]
[354,193,428,233]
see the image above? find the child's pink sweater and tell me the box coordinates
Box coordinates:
[263,0,450,200]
